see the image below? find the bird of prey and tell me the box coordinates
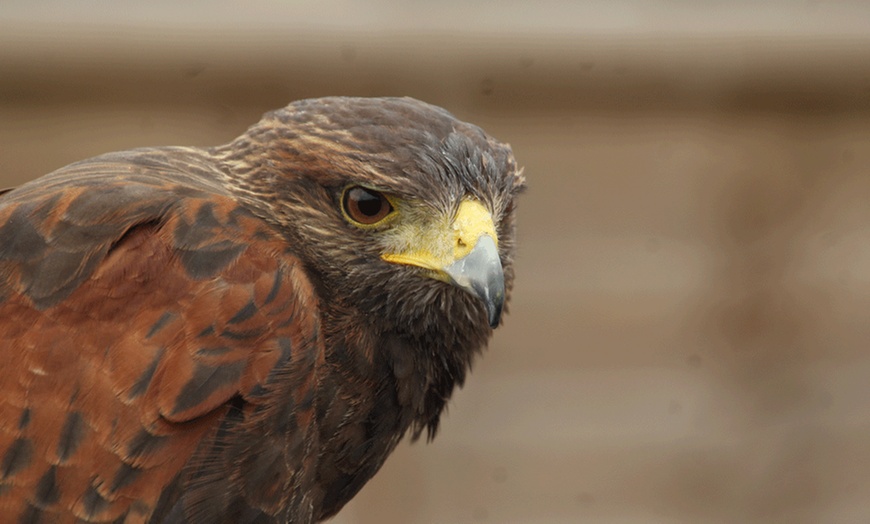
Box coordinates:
[0,97,524,523]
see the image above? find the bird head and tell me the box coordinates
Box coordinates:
[218,97,524,345]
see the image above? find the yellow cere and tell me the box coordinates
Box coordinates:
[381,198,498,273]
[451,199,498,258]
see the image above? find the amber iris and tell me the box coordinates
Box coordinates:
[343,186,393,225]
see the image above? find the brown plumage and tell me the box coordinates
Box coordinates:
[0,97,524,523]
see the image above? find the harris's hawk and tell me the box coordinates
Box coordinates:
[0,97,524,523]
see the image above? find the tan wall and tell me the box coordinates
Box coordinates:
[3,5,870,522]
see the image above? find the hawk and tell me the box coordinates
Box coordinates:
[0,97,524,523]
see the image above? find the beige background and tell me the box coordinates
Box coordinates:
[2,2,870,523]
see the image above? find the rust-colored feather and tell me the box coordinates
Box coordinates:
[0,174,323,522]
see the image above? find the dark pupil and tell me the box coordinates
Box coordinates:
[355,190,383,216]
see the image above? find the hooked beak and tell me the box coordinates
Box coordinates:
[381,199,506,328]
[442,234,504,328]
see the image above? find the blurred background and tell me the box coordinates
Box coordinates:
[3,1,870,522]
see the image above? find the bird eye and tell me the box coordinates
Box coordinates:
[342,186,394,225]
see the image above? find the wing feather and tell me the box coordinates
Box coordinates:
[0,153,323,523]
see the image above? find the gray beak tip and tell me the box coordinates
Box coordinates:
[485,291,504,328]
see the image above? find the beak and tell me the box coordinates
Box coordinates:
[381,199,506,328]
[443,234,504,328]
